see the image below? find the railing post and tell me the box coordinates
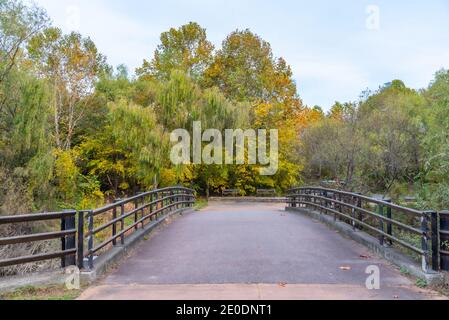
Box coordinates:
[338,193,343,220]
[139,193,145,228]
[77,211,85,270]
[61,211,76,268]
[323,190,328,213]
[303,190,310,209]
[421,212,430,273]
[292,191,297,208]
[439,211,449,271]
[149,192,154,221]
[430,211,440,271]
[112,201,118,246]
[87,211,94,270]
[155,192,160,221]
[319,190,324,214]
[333,193,337,222]
[385,199,393,246]
[312,190,316,209]
[351,196,357,231]
[378,203,385,246]
[119,200,125,246]
[134,194,140,231]
[355,193,363,231]
[61,214,66,268]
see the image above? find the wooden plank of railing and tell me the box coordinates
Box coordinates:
[0,230,76,246]
[0,211,76,224]
[87,199,194,256]
[297,199,425,255]
[0,249,77,268]
[293,194,423,235]
[290,187,423,216]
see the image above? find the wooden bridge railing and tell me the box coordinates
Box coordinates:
[287,187,449,273]
[0,211,78,268]
[83,187,195,269]
[0,186,195,272]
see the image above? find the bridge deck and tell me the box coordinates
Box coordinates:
[80,202,445,300]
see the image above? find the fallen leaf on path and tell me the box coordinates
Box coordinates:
[278,282,287,288]
[339,266,352,271]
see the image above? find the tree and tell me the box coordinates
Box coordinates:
[0,0,48,84]
[418,69,449,209]
[0,70,54,212]
[205,29,299,108]
[137,22,214,81]
[28,27,106,150]
[0,1,53,214]
[358,81,426,192]
[155,70,201,131]
[78,100,166,195]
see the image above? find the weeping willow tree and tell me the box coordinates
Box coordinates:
[109,100,167,188]
[156,70,202,132]
[78,99,167,196]
[0,67,55,277]
[0,70,54,214]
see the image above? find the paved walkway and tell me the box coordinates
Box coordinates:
[79,202,445,300]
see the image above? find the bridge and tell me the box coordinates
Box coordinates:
[0,187,448,300]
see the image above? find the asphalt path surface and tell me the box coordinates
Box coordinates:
[79,202,446,300]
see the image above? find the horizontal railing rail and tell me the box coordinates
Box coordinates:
[287,187,441,273]
[0,186,196,273]
[0,210,77,268]
[82,187,195,269]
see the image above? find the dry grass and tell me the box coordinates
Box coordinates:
[0,285,82,301]
[0,223,60,277]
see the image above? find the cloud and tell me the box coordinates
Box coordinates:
[31,0,449,110]
[34,0,161,71]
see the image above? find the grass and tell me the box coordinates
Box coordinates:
[415,278,428,289]
[0,285,83,301]
[400,266,411,276]
[194,198,208,211]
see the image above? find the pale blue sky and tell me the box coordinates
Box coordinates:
[33,0,449,110]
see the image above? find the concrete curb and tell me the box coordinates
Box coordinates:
[209,197,287,203]
[0,270,67,293]
[286,207,446,286]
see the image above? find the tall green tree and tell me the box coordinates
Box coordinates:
[0,0,48,84]
[137,22,214,81]
[78,100,166,195]
[204,29,300,110]
[418,69,449,209]
[28,27,106,150]
[0,0,53,214]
